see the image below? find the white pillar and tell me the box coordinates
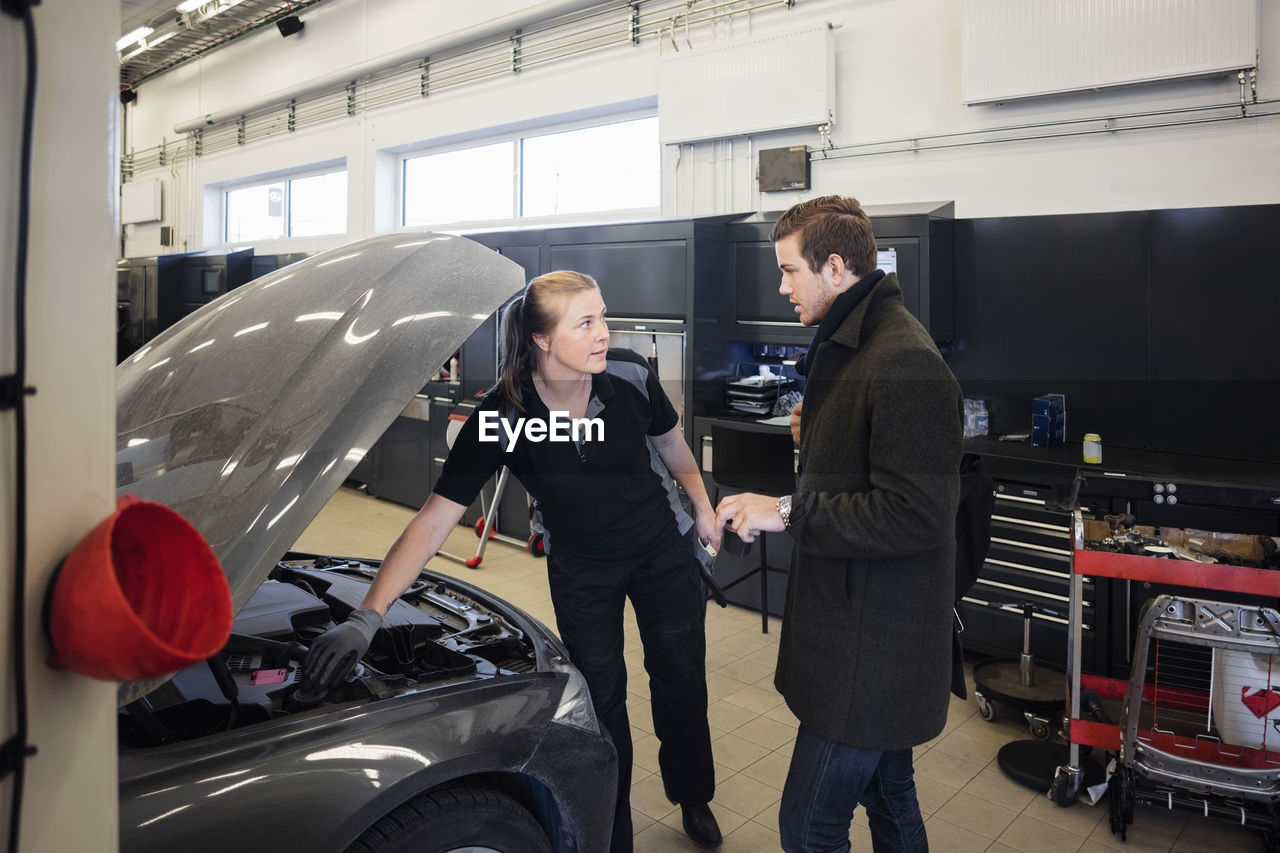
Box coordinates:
[0,2,119,850]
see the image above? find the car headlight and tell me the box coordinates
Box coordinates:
[547,656,601,734]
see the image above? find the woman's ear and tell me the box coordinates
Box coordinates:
[532,332,551,354]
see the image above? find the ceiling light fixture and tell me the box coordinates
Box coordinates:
[200,0,248,22]
[175,0,204,11]
[116,26,154,51]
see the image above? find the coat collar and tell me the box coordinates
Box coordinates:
[828,271,903,351]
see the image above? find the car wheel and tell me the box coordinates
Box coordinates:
[346,784,552,853]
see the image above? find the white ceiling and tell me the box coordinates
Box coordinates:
[117,0,332,90]
[121,0,177,36]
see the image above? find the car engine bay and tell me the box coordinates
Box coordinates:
[119,554,540,748]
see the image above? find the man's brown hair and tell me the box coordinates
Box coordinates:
[770,195,878,277]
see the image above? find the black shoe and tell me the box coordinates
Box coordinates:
[680,802,722,848]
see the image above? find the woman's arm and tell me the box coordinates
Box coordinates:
[359,492,469,615]
[651,426,720,548]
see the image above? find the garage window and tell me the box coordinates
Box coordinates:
[400,114,658,228]
[521,116,659,217]
[402,141,516,228]
[224,167,348,243]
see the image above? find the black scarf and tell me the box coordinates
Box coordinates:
[796,269,884,376]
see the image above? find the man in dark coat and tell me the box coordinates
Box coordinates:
[715,196,962,852]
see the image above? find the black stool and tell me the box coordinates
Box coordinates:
[710,424,797,633]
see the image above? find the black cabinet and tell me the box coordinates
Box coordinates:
[361,310,500,506]
[472,219,734,447]
[158,248,254,333]
[119,248,258,359]
[947,210,1151,446]
[249,251,310,280]
[946,202,1280,465]
[116,257,158,362]
[1147,205,1280,463]
[366,397,433,508]
[457,314,499,399]
[725,202,954,344]
[547,239,688,320]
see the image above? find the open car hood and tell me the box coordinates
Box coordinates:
[115,233,523,703]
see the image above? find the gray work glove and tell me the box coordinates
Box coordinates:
[302,608,382,692]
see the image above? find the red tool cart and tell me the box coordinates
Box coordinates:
[1053,510,1280,851]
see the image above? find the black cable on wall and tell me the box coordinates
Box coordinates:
[0,2,41,852]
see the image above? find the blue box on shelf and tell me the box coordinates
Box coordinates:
[1032,413,1065,447]
[1031,394,1066,447]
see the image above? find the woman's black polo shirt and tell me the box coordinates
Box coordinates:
[433,348,686,561]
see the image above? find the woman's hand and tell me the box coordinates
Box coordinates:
[694,502,721,550]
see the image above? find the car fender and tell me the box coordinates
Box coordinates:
[120,676,584,853]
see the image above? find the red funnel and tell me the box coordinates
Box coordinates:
[47,494,232,681]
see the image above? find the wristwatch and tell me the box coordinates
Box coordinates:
[776,494,792,527]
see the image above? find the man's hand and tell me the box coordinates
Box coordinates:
[302,608,382,692]
[714,492,786,543]
[789,401,803,446]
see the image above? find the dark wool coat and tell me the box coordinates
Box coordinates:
[777,273,963,750]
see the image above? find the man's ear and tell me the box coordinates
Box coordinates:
[826,252,848,284]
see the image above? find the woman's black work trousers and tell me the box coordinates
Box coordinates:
[547,532,715,853]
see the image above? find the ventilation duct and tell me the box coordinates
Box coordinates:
[961,0,1259,106]
[658,23,836,144]
[173,0,604,134]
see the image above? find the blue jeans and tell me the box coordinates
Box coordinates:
[779,725,928,853]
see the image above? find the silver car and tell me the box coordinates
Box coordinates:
[115,234,617,853]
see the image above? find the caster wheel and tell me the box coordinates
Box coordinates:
[1048,770,1079,807]
[976,694,994,721]
[1107,768,1133,841]
[527,532,545,557]
[474,518,496,539]
[1030,720,1052,741]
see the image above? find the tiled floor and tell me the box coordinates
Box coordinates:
[296,486,1263,853]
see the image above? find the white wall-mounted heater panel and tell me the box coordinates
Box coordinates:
[961,0,1259,105]
[658,24,835,144]
[121,178,163,224]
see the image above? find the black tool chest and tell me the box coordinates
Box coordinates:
[961,439,1280,680]
[960,461,1109,676]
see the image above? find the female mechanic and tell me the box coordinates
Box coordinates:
[303,270,723,852]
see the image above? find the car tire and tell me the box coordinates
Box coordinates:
[346,784,552,853]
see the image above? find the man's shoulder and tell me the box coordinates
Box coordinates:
[851,311,954,380]
[864,304,938,351]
